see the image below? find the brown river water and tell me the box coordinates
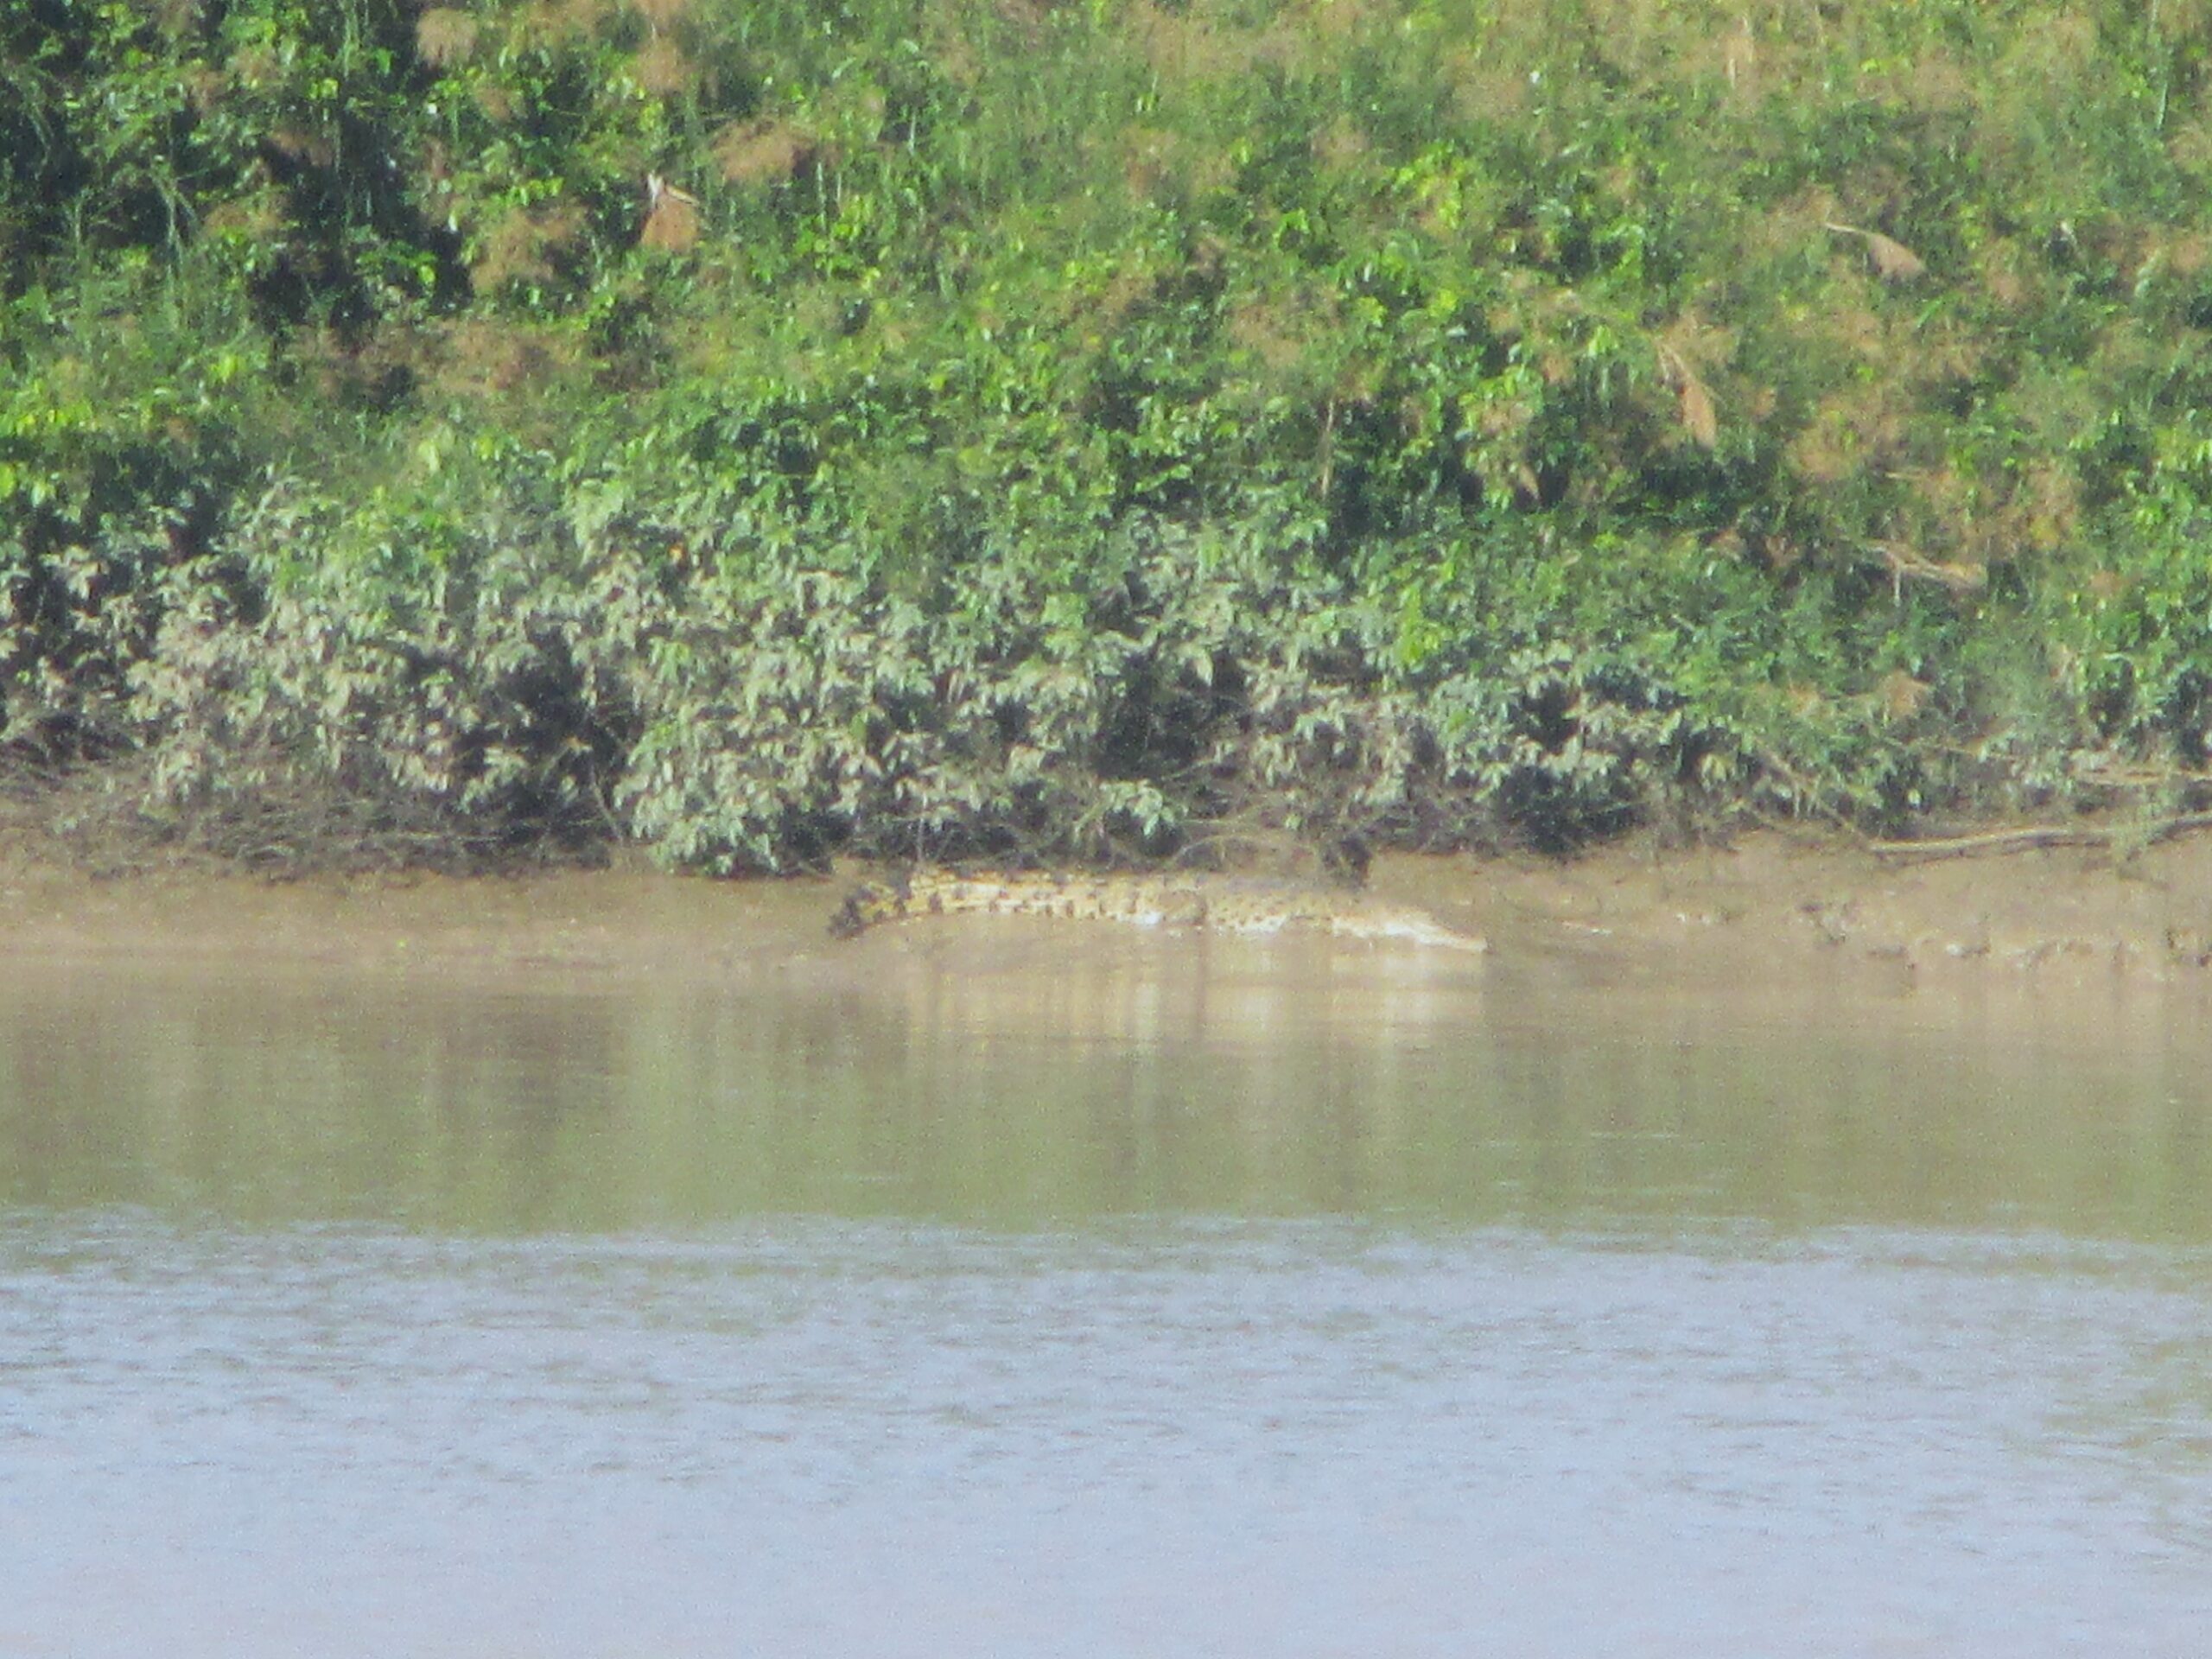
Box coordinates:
[2,906,2209,1656]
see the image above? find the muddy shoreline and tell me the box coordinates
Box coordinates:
[8,824,2212,1012]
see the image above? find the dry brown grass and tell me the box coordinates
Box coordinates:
[1126,0,1312,86]
[1436,54,1532,126]
[200,191,289,244]
[181,62,227,115]
[1114,124,1231,204]
[1975,237,2038,312]
[426,317,589,400]
[632,35,696,97]
[265,121,335,170]
[416,7,480,68]
[639,180,701,252]
[1311,116,1372,177]
[1226,288,1334,378]
[147,0,202,35]
[1656,341,1721,450]
[469,201,589,292]
[1878,670,1934,722]
[712,118,819,187]
[520,0,615,47]
[1788,386,1905,487]
[1824,222,1929,285]
[2165,113,2212,184]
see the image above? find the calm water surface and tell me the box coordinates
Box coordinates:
[2,936,2208,1657]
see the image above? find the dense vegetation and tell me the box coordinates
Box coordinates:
[8,0,2212,872]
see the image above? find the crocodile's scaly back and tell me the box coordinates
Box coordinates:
[829,870,1195,938]
[829,869,1485,953]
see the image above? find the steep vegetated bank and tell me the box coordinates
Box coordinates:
[7,0,2212,871]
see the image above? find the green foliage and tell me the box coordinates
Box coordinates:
[128,435,1724,870]
[0,270,272,752]
[12,0,2212,864]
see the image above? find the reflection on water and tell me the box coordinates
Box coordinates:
[3,941,2208,1238]
[1,941,2209,1656]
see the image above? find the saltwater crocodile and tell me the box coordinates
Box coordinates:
[829,869,1487,953]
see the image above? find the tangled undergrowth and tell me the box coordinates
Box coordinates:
[10,0,2212,871]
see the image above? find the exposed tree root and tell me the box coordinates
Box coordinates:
[1869,812,2212,863]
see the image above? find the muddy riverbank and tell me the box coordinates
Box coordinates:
[8,822,2212,1015]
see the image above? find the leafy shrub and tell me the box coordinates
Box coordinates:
[13,0,2212,866]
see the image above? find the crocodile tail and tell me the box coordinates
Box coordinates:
[828,874,912,939]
